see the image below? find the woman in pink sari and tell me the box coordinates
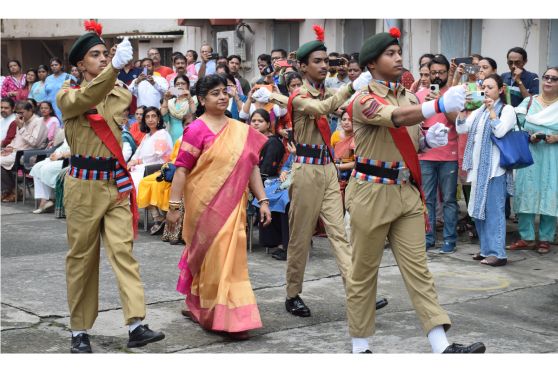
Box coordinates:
[166,75,271,340]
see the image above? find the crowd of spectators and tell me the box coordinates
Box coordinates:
[1,41,557,262]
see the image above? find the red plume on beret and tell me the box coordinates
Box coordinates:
[313,24,325,42]
[84,20,103,37]
[389,27,401,39]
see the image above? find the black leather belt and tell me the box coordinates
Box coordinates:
[70,156,116,172]
[355,163,401,180]
[295,144,328,158]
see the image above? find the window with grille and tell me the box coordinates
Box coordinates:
[343,19,376,55]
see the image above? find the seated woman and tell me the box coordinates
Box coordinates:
[331,109,355,203]
[30,132,70,214]
[128,106,173,235]
[161,75,197,143]
[249,109,288,256]
[38,101,61,147]
[139,114,194,243]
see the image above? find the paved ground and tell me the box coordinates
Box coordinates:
[1,198,558,356]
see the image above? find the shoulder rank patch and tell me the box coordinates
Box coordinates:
[362,98,381,118]
[359,94,374,105]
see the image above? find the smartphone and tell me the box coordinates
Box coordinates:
[169,87,181,96]
[535,133,547,140]
[261,65,274,76]
[287,59,297,66]
[470,91,485,102]
[464,64,480,75]
[142,67,148,75]
[287,129,295,144]
[454,57,473,66]
[210,53,220,60]
[329,59,341,67]
[277,60,292,68]
[430,84,440,94]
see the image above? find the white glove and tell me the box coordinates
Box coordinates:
[252,87,271,103]
[422,85,466,118]
[352,71,372,91]
[111,37,133,70]
[425,122,449,148]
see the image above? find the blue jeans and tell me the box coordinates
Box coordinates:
[420,160,458,246]
[474,174,507,259]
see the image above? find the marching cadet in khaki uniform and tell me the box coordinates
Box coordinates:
[57,21,164,353]
[344,27,486,353]
[271,25,373,317]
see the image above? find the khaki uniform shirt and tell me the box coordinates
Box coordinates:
[351,81,421,162]
[57,65,132,158]
[271,79,352,146]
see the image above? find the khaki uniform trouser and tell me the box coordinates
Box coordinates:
[64,175,146,330]
[286,162,352,298]
[345,178,451,337]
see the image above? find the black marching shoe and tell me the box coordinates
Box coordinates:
[127,324,165,348]
[285,295,311,317]
[71,333,92,353]
[360,349,373,353]
[443,342,486,353]
[375,298,388,310]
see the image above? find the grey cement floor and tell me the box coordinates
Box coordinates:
[1,199,558,355]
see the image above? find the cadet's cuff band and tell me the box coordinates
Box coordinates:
[422,100,437,119]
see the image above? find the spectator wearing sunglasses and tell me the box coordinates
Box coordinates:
[509,67,558,255]
[500,47,539,107]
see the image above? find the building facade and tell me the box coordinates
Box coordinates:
[2,19,557,82]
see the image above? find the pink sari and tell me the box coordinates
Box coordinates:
[176,119,267,332]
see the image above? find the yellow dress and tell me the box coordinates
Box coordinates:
[137,139,181,211]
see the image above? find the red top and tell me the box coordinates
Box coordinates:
[155,65,174,78]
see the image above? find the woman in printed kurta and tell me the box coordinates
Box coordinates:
[510,67,558,254]
[166,74,271,340]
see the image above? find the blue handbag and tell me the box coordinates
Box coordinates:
[490,130,534,169]
[155,163,176,182]
[490,99,534,170]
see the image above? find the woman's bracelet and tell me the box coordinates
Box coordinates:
[258,198,270,204]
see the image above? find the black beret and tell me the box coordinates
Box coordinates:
[359,27,401,66]
[68,32,105,66]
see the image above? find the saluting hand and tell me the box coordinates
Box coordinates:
[112,37,133,70]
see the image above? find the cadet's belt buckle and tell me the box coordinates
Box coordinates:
[319,146,327,160]
[397,168,411,182]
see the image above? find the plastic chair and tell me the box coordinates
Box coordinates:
[141,163,164,231]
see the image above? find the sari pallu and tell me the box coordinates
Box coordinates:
[176,120,267,333]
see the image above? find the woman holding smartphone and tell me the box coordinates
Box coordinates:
[161,75,197,143]
[456,74,516,266]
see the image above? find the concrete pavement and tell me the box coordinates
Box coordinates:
[1,199,558,354]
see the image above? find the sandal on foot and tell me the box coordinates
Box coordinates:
[181,309,199,324]
[480,256,507,267]
[506,239,535,250]
[472,252,485,261]
[537,241,551,254]
[150,220,166,235]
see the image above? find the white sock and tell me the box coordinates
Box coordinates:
[71,330,86,337]
[427,325,450,353]
[129,320,142,333]
[352,337,370,353]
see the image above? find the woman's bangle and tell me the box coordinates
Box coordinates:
[258,198,270,204]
